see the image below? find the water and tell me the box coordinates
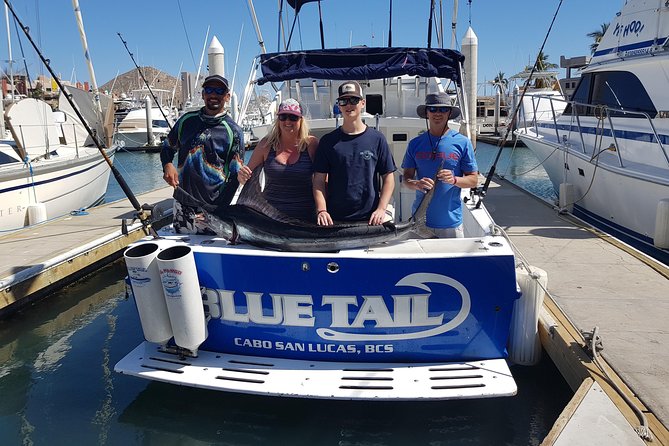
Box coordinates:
[0,148,571,445]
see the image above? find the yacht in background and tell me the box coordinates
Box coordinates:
[113,87,175,151]
[517,0,669,264]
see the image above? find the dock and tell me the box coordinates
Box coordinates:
[485,178,669,445]
[0,187,173,316]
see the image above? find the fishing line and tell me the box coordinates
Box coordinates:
[476,0,565,209]
[116,33,174,132]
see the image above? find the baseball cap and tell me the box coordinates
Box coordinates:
[337,80,363,99]
[202,74,229,90]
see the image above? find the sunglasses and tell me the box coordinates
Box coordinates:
[337,97,361,106]
[278,114,301,122]
[427,106,450,113]
[203,86,227,95]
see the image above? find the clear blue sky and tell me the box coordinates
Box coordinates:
[1,0,614,99]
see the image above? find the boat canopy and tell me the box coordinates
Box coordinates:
[257,47,465,86]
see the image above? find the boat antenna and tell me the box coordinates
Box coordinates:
[116,32,173,131]
[277,0,284,52]
[3,0,157,236]
[191,26,210,104]
[427,0,435,48]
[387,0,393,47]
[450,0,458,49]
[476,0,564,209]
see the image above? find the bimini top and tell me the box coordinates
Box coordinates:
[257,47,466,86]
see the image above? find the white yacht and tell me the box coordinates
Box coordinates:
[113,87,175,150]
[516,0,669,264]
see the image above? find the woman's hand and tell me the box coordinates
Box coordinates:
[238,165,252,185]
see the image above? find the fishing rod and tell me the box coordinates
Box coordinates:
[3,0,156,236]
[117,32,173,131]
[475,0,564,209]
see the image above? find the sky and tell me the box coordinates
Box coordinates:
[0,0,615,101]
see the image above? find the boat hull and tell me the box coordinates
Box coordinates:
[0,147,115,231]
[518,127,669,264]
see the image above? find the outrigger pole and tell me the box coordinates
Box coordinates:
[388,0,393,47]
[427,0,435,48]
[116,32,173,131]
[3,0,156,236]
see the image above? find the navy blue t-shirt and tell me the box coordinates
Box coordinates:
[313,126,396,221]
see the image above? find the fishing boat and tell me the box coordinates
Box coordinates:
[115,37,548,400]
[0,87,115,232]
[516,0,669,264]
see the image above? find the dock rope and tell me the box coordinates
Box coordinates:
[492,222,654,441]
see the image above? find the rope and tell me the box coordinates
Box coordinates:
[492,221,654,441]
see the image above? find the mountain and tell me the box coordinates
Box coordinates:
[99,66,182,109]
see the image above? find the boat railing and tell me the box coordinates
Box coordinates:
[525,94,669,169]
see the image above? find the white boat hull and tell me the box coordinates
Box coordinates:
[0,147,115,231]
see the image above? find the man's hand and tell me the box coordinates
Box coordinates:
[163,163,179,188]
[368,208,387,226]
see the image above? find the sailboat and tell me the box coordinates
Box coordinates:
[0,2,116,233]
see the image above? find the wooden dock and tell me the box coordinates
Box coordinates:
[485,178,669,445]
[0,187,173,317]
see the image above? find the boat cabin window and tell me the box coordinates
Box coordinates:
[152,120,169,128]
[392,133,408,142]
[565,71,656,118]
[366,94,383,116]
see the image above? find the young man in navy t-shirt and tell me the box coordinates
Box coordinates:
[313,80,396,226]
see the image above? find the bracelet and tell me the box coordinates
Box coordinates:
[453,176,458,186]
[317,209,328,215]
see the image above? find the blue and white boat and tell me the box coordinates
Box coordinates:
[114,44,546,401]
[517,0,669,264]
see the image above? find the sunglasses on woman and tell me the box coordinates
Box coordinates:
[336,97,361,106]
[427,106,450,113]
[203,86,227,95]
[278,114,300,122]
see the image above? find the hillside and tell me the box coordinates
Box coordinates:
[99,66,182,108]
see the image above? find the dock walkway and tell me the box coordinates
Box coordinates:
[0,187,173,315]
[485,178,669,444]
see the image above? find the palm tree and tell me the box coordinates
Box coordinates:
[587,23,610,55]
[492,71,508,96]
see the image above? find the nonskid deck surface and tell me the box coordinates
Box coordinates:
[115,341,517,400]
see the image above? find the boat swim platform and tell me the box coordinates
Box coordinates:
[484,177,669,445]
[0,186,174,318]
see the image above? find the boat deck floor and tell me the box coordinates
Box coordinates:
[485,178,669,441]
[0,186,174,315]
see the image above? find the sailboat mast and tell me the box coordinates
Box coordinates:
[4,4,15,100]
[71,0,101,114]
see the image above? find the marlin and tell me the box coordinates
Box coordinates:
[174,168,436,252]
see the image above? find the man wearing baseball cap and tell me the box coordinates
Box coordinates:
[160,73,245,234]
[313,80,396,225]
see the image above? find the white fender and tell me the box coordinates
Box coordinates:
[508,266,547,366]
[124,242,173,344]
[156,245,207,354]
[654,199,669,249]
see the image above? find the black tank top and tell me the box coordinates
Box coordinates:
[262,149,315,220]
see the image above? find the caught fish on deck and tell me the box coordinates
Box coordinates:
[173,167,435,252]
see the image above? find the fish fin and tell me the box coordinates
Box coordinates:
[237,166,314,225]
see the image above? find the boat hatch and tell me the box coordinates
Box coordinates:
[115,341,517,400]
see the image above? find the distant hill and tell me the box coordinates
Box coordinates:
[99,66,182,109]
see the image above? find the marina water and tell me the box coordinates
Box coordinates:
[0,145,572,445]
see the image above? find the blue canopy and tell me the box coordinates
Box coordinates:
[257,47,465,86]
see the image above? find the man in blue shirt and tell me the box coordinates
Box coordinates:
[402,92,478,238]
[313,80,396,225]
[160,74,244,234]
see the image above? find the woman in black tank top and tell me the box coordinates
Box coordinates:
[238,99,319,221]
